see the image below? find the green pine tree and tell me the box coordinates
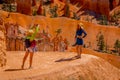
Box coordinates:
[2,0,16,12]
[99,15,108,25]
[33,9,37,16]
[2,0,15,4]
[53,5,58,17]
[55,28,62,36]
[50,5,58,18]
[114,39,120,52]
[97,34,105,51]
[72,12,80,20]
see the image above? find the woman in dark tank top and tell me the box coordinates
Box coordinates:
[74,23,87,58]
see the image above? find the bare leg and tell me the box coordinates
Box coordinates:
[76,45,81,58]
[54,44,58,51]
[22,51,29,69]
[78,45,82,58]
[29,52,34,68]
[53,44,55,51]
[76,45,79,56]
[56,45,59,51]
[118,48,120,56]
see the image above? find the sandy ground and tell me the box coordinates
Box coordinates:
[0,51,120,80]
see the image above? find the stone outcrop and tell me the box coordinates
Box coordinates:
[0,31,6,67]
[4,23,25,51]
[1,11,120,51]
[16,0,120,17]
[0,18,6,67]
[37,0,43,15]
[6,38,25,51]
[0,52,120,80]
[69,0,120,18]
[32,0,36,6]
[17,0,32,15]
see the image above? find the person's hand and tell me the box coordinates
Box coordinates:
[74,38,76,42]
[77,35,82,39]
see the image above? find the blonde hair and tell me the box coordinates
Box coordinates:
[28,30,34,33]
[78,23,84,29]
[26,30,34,36]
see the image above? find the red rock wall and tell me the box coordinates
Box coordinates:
[37,1,42,15]
[32,0,36,6]
[69,0,120,18]
[6,38,25,51]
[0,30,6,67]
[17,0,32,15]
[0,19,6,67]
[4,23,25,51]
[51,0,54,3]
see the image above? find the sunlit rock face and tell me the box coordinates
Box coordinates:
[16,0,32,15]
[0,31,6,67]
[109,0,120,10]
[0,19,6,67]
[4,23,25,51]
[69,0,120,18]
[16,0,120,16]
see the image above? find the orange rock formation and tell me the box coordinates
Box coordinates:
[69,0,120,19]
[16,0,32,15]
[0,17,6,67]
[1,11,120,51]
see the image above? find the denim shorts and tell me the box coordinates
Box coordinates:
[26,47,37,53]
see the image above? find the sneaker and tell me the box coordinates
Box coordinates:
[28,66,33,69]
[75,55,81,59]
[72,43,76,46]
[21,65,24,69]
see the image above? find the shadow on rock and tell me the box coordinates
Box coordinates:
[5,68,27,71]
[55,56,80,62]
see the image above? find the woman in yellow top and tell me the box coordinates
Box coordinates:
[21,24,39,69]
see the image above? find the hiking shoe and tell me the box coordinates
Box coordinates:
[21,65,24,69]
[72,43,76,46]
[28,66,33,69]
[75,55,81,59]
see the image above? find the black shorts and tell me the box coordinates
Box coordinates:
[25,39,31,48]
[76,38,83,45]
